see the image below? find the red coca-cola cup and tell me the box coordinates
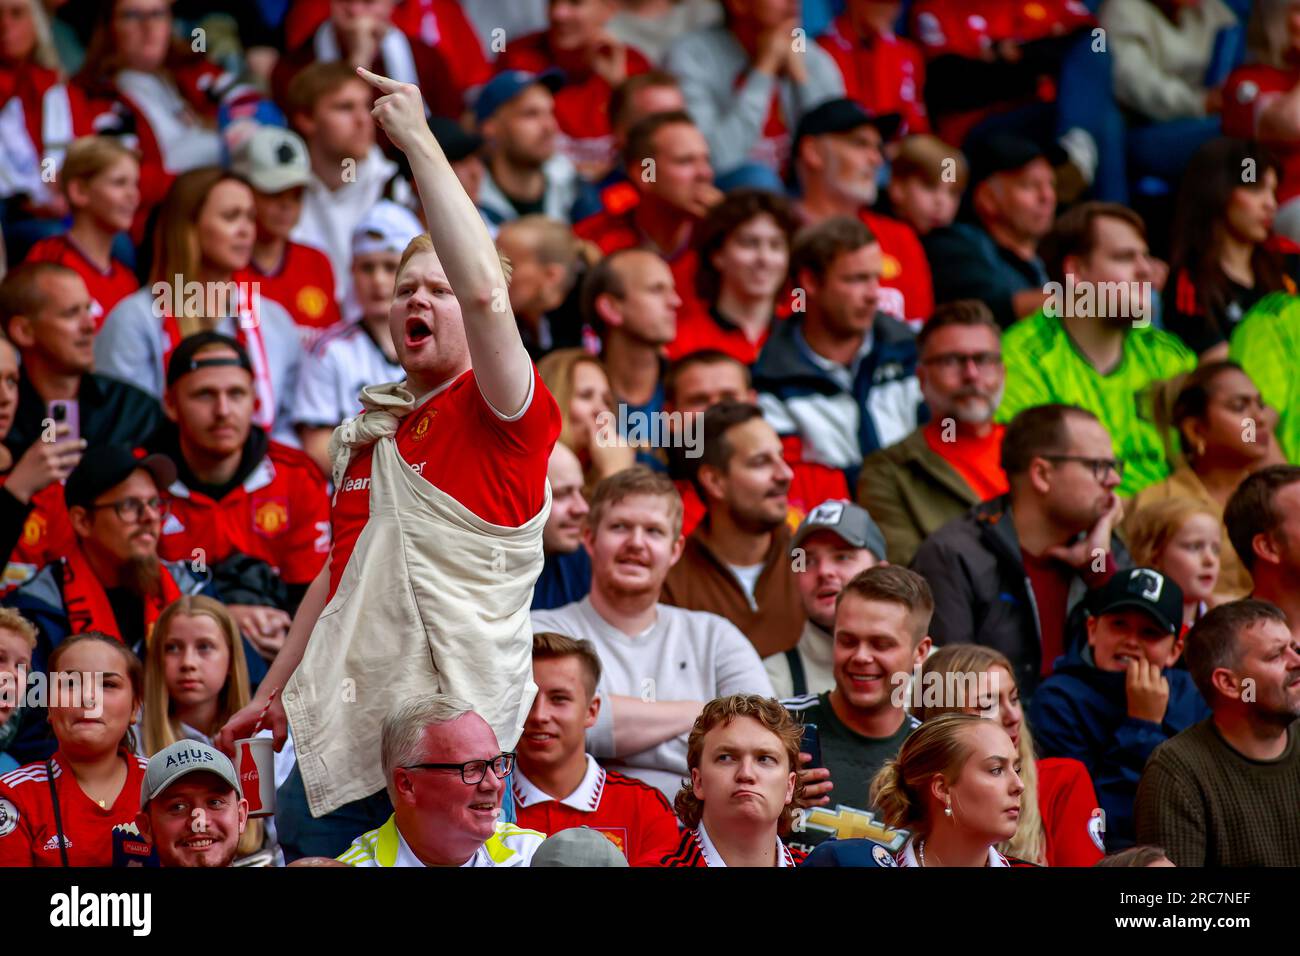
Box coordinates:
[235,737,276,817]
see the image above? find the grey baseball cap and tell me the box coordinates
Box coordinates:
[231,126,311,194]
[530,828,629,868]
[141,740,242,808]
[791,499,888,560]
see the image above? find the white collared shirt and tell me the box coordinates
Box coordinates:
[896,837,1010,868]
[695,823,796,868]
[512,755,607,812]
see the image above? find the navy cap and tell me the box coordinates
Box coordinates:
[64,444,176,511]
[1088,568,1185,636]
[965,132,1068,190]
[793,98,903,158]
[474,69,564,124]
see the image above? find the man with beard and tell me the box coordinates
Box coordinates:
[1136,599,1300,866]
[533,444,592,611]
[531,467,773,799]
[789,98,933,324]
[858,300,1007,566]
[753,216,922,491]
[911,404,1131,698]
[662,401,801,658]
[1225,466,1300,638]
[998,202,1194,498]
[475,71,590,228]
[137,740,249,868]
[3,446,215,762]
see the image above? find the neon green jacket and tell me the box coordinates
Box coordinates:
[1229,292,1300,463]
[998,310,1196,496]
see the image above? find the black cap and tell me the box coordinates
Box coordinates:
[1088,568,1185,636]
[65,444,176,511]
[428,117,484,163]
[792,97,903,160]
[965,132,1068,190]
[165,332,253,389]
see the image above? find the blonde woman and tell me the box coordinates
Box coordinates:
[94,167,303,444]
[1126,497,1222,631]
[538,347,635,491]
[870,712,1031,867]
[917,645,1104,866]
[25,136,141,324]
[141,596,271,862]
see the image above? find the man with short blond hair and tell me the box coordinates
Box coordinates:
[532,466,773,798]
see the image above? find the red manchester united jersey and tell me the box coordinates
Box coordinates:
[0,480,76,594]
[1224,65,1300,204]
[575,206,703,318]
[327,366,561,600]
[159,441,331,586]
[512,756,680,867]
[860,210,934,324]
[25,235,140,330]
[249,242,340,332]
[0,750,151,867]
[819,16,929,136]
[660,825,805,867]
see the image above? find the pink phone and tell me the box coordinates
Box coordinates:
[47,400,80,444]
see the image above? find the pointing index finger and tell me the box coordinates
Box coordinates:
[356,66,399,92]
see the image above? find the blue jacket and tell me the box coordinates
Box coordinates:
[753,314,924,490]
[1028,644,1210,849]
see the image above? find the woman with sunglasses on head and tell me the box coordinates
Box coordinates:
[871,712,1032,867]
[916,645,1104,866]
[0,632,151,866]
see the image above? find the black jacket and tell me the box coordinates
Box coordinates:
[5,368,164,456]
[910,495,1132,697]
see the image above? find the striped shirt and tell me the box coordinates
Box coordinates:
[660,824,805,867]
[337,814,544,868]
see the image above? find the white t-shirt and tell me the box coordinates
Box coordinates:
[291,320,404,430]
[530,596,775,799]
[728,562,764,602]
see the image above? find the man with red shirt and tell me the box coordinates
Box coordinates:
[235,127,341,336]
[513,632,679,866]
[818,0,929,136]
[789,98,933,324]
[217,67,560,860]
[858,299,1007,566]
[154,333,331,655]
[498,0,652,181]
[576,110,720,319]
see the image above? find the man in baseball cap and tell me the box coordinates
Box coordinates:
[474,70,588,227]
[136,740,249,868]
[1029,567,1211,849]
[766,500,887,699]
[788,97,931,324]
[234,126,342,330]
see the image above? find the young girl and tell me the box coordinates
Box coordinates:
[142,596,274,862]
[1126,498,1223,632]
[24,136,141,326]
[917,644,1105,866]
[0,632,151,866]
[871,712,1031,867]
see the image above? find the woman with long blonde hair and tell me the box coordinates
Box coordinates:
[915,644,1104,866]
[94,167,304,444]
[142,596,265,861]
[538,347,634,492]
[870,712,1029,867]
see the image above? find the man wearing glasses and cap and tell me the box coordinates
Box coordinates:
[338,695,544,867]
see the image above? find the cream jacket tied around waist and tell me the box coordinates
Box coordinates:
[286,381,550,817]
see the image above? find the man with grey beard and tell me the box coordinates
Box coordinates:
[857,300,1007,566]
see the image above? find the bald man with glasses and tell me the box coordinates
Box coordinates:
[338,695,545,868]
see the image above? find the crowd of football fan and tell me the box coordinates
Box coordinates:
[0,0,1299,870]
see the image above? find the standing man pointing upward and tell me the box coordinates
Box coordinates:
[218,69,561,860]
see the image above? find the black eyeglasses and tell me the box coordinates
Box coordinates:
[920,351,1003,372]
[1041,455,1124,481]
[87,496,168,522]
[402,752,514,785]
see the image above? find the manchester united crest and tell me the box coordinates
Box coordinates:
[253,498,289,537]
[22,512,46,547]
[412,412,434,441]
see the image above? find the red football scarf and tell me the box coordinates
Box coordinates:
[61,546,181,643]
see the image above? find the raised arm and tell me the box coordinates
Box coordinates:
[357,67,533,416]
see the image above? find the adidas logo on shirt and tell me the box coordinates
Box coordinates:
[44,834,72,851]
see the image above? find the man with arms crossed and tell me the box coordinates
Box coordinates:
[219,68,561,860]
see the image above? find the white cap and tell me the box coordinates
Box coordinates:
[351,200,424,258]
[231,126,311,194]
